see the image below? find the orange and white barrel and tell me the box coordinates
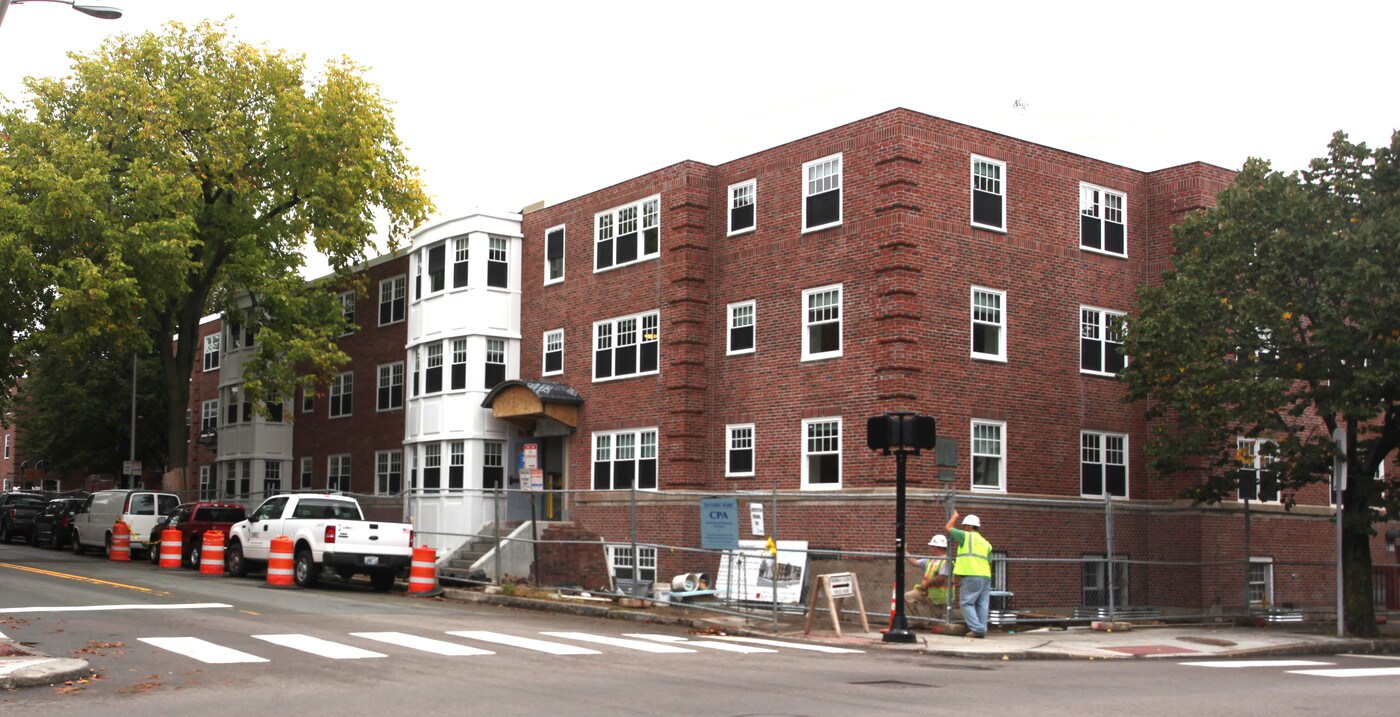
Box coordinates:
[407,544,443,597]
[200,530,225,576]
[158,528,182,569]
[109,521,131,562]
[266,536,295,587]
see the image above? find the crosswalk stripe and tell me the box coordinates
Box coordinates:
[139,637,269,664]
[541,631,695,653]
[624,633,778,653]
[1351,654,1400,661]
[705,635,865,654]
[446,630,600,655]
[350,632,495,656]
[253,634,386,659]
[1179,660,1333,668]
[1287,667,1400,678]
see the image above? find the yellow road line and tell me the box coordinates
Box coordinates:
[0,562,153,593]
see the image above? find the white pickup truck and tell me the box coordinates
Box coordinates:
[224,494,413,591]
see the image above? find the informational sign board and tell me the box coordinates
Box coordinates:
[749,502,765,536]
[525,468,544,491]
[827,572,855,598]
[714,540,809,604]
[122,460,142,476]
[522,444,539,471]
[700,498,740,549]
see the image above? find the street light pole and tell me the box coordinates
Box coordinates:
[0,0,123,29]
[129,352,136,488]
[867,411,937,645]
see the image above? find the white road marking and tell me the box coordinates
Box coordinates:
[624,633,778,653]
[252,634,386,659]
[1179,660,1333,668]
[541,631,695,653]
[138,637,269,664]
[1349,654,1400,661]
[705,635,865,654]
[446,630,600,655]
[0,602,232,614]
[1287,667,1400,678]
[350,632,494,656]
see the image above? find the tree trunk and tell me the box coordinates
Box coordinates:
[1342,466,1378,637]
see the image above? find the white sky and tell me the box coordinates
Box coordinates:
[3,0,1397,265]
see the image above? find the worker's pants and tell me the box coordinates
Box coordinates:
[958,576,991,635]
[903,589,947,622]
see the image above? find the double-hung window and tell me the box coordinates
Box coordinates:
[1237,438,1280,503]
[425,344,443,393]
[802,154,842,232]
[482,441,503,490]
[339,291,356,335]
[427,244,445,293]
[1080,307,1127,375]
[203,333,220,371]
[379,275,406,325]
[377,362,404,411]
[376,450,402,495]
[971,287,1006,361]
[802,285,842,361]
[329,372,352,418]
[592,428,658,490]
[1081,431,1127,498]
[199,465,215,500]
[728,301,755,355]
[543,329,564,375]
[201,399,219,432]
[729,179,756,235]
[972,420,1005,491]
[545,225,566,284]
[801,417,841,489]
[1248,557,1274,607]
[264,462,282,495]
[299,456,313,490]
[449,441,465,490]
[726,424,755,477]
[453,237,470,288]
[1082,553,1129,608]
[328,454,350,492]
[971,155,1006,231]
[450,339,467,390]
[487,236,508,288]
[422,444,441,493]
[1080,184,1127,256]
[595,196,660,271]
[485,338,506,389]
[593,310,659,381]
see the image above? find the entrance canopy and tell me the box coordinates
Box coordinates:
[481,380,583,434]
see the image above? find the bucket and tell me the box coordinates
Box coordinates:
[670,573,699,592]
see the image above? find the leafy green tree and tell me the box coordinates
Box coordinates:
[1122,132,1400,636]
[0,20,432,486]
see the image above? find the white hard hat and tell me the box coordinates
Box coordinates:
[962,514,982,528]
[928,534,948,548]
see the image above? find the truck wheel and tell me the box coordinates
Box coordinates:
[293,549,320,588]
[0,522,11,544]
[226,540,248,577]
[149,542,161,564]
[70,530,84,555]
[370,571,395,593]
[187,543,201,569]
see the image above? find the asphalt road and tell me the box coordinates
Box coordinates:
[3,540,1397,716]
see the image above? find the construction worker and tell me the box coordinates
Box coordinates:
[903,534,951,625]
[946,510,992,638]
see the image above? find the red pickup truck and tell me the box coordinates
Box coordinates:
[146,502,248,568]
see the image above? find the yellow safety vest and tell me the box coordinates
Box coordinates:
[923,557,949,603]
[954,530,993,578]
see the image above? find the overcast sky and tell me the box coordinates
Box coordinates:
[3,1,1397,249]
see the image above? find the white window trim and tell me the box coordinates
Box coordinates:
[1080,305,1128,377]
[1237,437,1283,504]
[970,154,1007,233]
[1079,182,1128,258]
[727,300,756,356]
[592,427,660,491]
[375,449,402,496]
[725,423,756,478]
[329,371,352,419]
[591,309,661,383]
[971,419,1007,493]
[339,290,356,336]
[800,416,842,491]
[970,286,1007,362]
[727,179,757,236]
[542,329,564,376]
[377,361,404,412]
[801,154,843,234]
[544,223,566,285]
[378,275,406,326]
[801,284,843,362]
[1248,556,1274,607]
[327,454,350,492]
[593,194,661,274]
[1080,430,1129,499]
[487,235,510,291]
[202,333,221,372]
[299,456,313,490]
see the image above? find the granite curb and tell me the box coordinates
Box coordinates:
[0,642,91,690]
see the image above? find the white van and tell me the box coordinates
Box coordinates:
[70,489,180,558]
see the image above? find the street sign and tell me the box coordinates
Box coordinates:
[522,444,538,471]
[122,460,142,476]
[1332,427,1347,492]
[827,572,855,598]
[700,498,740,550]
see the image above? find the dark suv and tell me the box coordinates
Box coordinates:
[146,502,248,567]
[0,492,48,544]
[30,496,88,549]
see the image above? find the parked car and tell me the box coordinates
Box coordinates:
[70,489,181,558]
[0,491,49,544]
[225,493,412,591]
[29,496,88,549]
[146,502,248,567]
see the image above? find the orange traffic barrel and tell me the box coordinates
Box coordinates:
[407,544,443,597]
[158,528,183,570]
[265,535,296,588]
[200,530,226,576]
[109,521,131,562]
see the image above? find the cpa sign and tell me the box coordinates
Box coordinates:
[699,498,740,550]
